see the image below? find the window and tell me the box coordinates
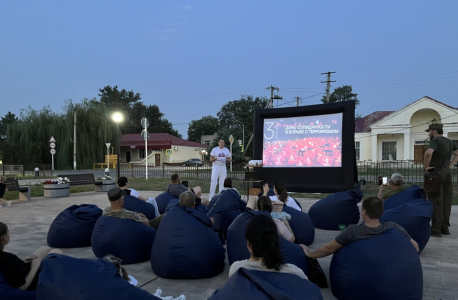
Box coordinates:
[139,149,145,159]
[382,142,397,160]
[204,140,210,145]
[355,141,360,161]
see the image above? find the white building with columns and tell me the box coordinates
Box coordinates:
[354,96,458,163]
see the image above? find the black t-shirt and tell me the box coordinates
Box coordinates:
[0,251,30,288]
[0,183,6,198]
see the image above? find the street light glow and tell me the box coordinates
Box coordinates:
[112,112,123,123]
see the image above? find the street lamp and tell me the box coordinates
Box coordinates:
[235,120,245,153]
[112,112,123,179]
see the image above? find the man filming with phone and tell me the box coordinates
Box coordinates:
[377,173,410,200]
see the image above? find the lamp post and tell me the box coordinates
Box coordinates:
[112,112,123,179]
[235,120,245,153]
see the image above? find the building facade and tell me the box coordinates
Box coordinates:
[355,96,458,162]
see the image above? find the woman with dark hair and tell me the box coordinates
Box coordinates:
[117,176,160,217]
[0,222,62,290]
[263,181,301,211]
[228,214,306,279]
[256,197,295,242]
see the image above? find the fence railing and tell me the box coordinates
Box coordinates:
[122,163,247,180]
[357,160,458,183]
[1,164,53,177]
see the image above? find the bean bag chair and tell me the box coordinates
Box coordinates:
[383,185,424,211]
[155,192,178,214]
[36,254,160,300]
[207,189,247,239]
[47,204,102,248]
[308,188,362,230]
[282,205,314,245]
[165,198,179,213]
[123,195,156,220]
[0,270,36,300]
[381,198,433,253]
[91,216,156,264]
[194,203,208,214]
[151,206,225,278]
[330,228,423,300]
[227,210,309,276]
[208,268,323,300]
[208,194,221,210]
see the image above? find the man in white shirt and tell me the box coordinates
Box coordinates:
[209,139,232,200]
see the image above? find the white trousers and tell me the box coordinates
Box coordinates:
[146,197,160,217]
[209,167,227,200]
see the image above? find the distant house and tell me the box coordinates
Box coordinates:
[201,133,217,146]
[355,96,458,162]
[120,133,207,166]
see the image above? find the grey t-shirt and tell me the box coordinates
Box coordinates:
[335,222,411,246]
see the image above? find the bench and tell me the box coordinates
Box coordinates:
[58,174,99,186]
[57,174,116,192]
[4,177,31,201]
[93,155,118,170]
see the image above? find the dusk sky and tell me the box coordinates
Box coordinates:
[1,1,457,139]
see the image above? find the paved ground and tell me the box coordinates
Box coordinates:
[1,187,458,300]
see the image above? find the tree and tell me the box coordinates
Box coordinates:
[0,112,19,161]
[98,85,180,137]
[321,85,360,106]
[217,95,269,157]
[187,115,219,142]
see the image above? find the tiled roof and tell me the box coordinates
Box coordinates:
[121,133,207,149]
[355,111,395,133]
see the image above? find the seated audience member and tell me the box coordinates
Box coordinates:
[167,174,205,204]
[263,181,301,211]
[117,177,159,217]
[300,197,419,258]
[256,196,295,242]
[209,177,238,208]
[0,177,12,208]
[150,191,216,230]
[229,214,307,280]
[0,222,62,290]
[103,188,152,227]
[377,173,410,200]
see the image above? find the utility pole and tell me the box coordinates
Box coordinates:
[321,71,336,103]
[266,85,283,108]
[73,105,77,171]
[296,96,301,107]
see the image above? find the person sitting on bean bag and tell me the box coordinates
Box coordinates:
[256,196,295,242]
[210,214,322,300]
[103,188,152,227]
[377,173,410,200]
[117,177,159,217]
[263,181,302,211]
[151,191,225,279]
[300,196,419,258]
[207,187,247,240]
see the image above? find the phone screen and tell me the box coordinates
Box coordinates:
[382,177,388,185]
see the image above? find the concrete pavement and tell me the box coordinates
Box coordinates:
[1,190,457,299]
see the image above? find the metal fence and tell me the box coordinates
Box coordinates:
[357,160,458,184]
[121,163,247,180]
[1,164,53,177]
[121,161,458,184]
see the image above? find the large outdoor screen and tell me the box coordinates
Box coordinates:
[253,101,357,193]
[263,113,343,167]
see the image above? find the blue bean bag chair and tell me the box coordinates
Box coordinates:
[383,185,424,210]
[282,205,314,245]
[207,189,247,239]
[155,192,178,214]
[208,194,221,210]
[0,270,36,300]
[47,204,102,248]
[91,216,156,264]
[308,188,362,230]
[165,198,179,212]
[194,203,208,214]
[151,206,225,278]
[123,195,156,219]
[330,228,423,300]
[226,210,309,276]
[208,268,323,300]
[36,254,160,300]
[381,199,433,253]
